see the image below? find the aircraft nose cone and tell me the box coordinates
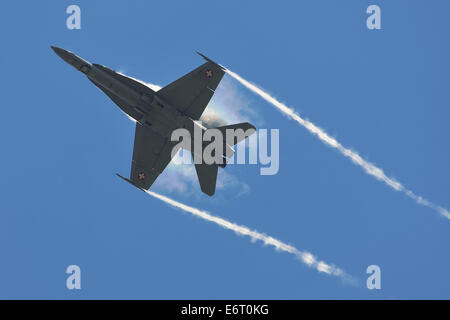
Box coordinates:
[51,46,74,64]
[51,45,65,55]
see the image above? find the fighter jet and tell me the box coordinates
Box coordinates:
[51,46,255,196]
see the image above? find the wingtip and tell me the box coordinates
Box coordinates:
[116,173,145,192]
[195,51,207,59]
[195,51,226,70]
[116,173,128,182]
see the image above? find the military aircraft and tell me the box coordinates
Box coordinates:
[51,46,255,196]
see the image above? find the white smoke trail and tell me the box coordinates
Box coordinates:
[145,190,356,283]
[225,69,450,220]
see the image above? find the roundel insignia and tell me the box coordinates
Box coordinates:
[138,171,146,181]
[205,69,213,79]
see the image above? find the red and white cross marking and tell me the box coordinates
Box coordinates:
[138,171,146,181]
[205,69,213,79]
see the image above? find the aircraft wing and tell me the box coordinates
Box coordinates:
[128,123,180,190]
[157,57,225,120]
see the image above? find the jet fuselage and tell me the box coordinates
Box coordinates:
[51,46,233,160]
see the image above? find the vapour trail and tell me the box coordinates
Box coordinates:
[145,190,355,284]
[224,69,450,220]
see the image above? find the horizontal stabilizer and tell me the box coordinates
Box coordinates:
[216,122,256,146]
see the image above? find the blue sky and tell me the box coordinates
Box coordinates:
[1,0,450,299]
